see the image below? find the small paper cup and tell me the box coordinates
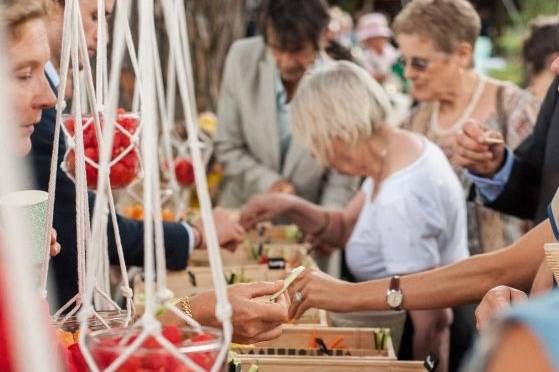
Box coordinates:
[0,190,49,266]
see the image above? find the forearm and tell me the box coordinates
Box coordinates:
[530,259,553,296]
[283,197,347,247]
[347,221,552,310]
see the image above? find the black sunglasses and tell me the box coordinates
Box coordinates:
[398,56,432,72]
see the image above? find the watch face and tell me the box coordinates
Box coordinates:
[387,291,403,308]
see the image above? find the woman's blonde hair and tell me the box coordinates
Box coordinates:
[393,0,480,54]
[0,0,49,41]
[290,60,391,163]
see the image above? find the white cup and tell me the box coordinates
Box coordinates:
[0,190,49,266]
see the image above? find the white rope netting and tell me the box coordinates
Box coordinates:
[74,0,233,371]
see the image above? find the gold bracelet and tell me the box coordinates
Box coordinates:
[176,296,193,318]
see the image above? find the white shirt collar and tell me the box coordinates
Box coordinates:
[44,61,60,88]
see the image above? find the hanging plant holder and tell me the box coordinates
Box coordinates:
[62,110,142,189]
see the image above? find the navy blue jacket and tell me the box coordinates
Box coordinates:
[27,82,190,306]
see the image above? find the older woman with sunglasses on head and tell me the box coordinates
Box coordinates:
[395,0,540,255]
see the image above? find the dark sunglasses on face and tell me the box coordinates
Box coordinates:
[399,56,431,72]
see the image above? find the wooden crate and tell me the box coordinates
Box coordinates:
[233,326,396,359]
[189,242,314,269]
[134,265,287,299]
[238,357,426,372]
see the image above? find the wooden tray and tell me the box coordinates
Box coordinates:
[189,242,314,269]
[134,265,287,299]
[232,326,396,359]
[238,357,426,372]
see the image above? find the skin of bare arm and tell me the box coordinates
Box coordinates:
[486,324,553,372]
[287,220,553,318]
[351,220,553,311]
[240,192,364,247]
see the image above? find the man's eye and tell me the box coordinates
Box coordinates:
[17,74,32,82]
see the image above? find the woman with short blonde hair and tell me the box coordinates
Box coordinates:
[241,61,469,371]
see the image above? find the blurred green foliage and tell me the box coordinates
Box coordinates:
[489,0,559,85]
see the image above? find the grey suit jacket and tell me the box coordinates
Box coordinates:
[215,37,359,208]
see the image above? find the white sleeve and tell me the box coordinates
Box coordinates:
[379,193,445,275]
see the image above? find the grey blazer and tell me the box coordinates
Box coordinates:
[215,37,359,208]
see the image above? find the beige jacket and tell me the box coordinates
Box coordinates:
[215,37,359,208]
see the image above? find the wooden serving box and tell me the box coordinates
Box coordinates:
[232,326,396,359]
[237,357,427,372]
[234,327,426,372]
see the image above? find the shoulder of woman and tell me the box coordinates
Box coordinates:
[489,78,541,115]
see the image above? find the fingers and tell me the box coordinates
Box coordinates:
[243,280,284,299]
[289,287,311,320]
[50,242,61,257]
[475,286,527,330]
[245,324,284,344]
[462,119,488,140]
[509,287,529,303]
[50,228,58,243]
[456,130,491,154]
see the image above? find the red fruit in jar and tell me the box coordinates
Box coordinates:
[64,112,140,190]
[190,351,215,370]
[191,333,215,343]
[142,336,159,349]
[92,348,117,369]
[64,118,76,136]
[68,344,88,372]
[85,162,99,186]
[83,126,98,148]
[85,147,99,162]
[142,353,167,370]
[122,151,138,168]
[174,157,194,186]
[116,356,142,372]
[162,325,182,345]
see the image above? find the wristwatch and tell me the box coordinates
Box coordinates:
[386,275,403,310]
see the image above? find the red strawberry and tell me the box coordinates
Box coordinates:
[175,157,194,186]
[64,118,76,136]
[91,348,117,369]
[190,351,215,370]
[122,151,138,168]
[85,165,98,186]
[191,333,215,343]
[116,355,142,372]
[85,147,99,162]
[142,353,167,370]
[162,325,182,345]
[68,344,88,372]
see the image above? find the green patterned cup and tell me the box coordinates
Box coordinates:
[0,190,49,266]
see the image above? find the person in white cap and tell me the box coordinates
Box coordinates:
[356,12,400,84]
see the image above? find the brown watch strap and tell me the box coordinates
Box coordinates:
[390,275,401,291]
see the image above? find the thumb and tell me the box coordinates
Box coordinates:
[244,280,284,299]
[509,288,528,303]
